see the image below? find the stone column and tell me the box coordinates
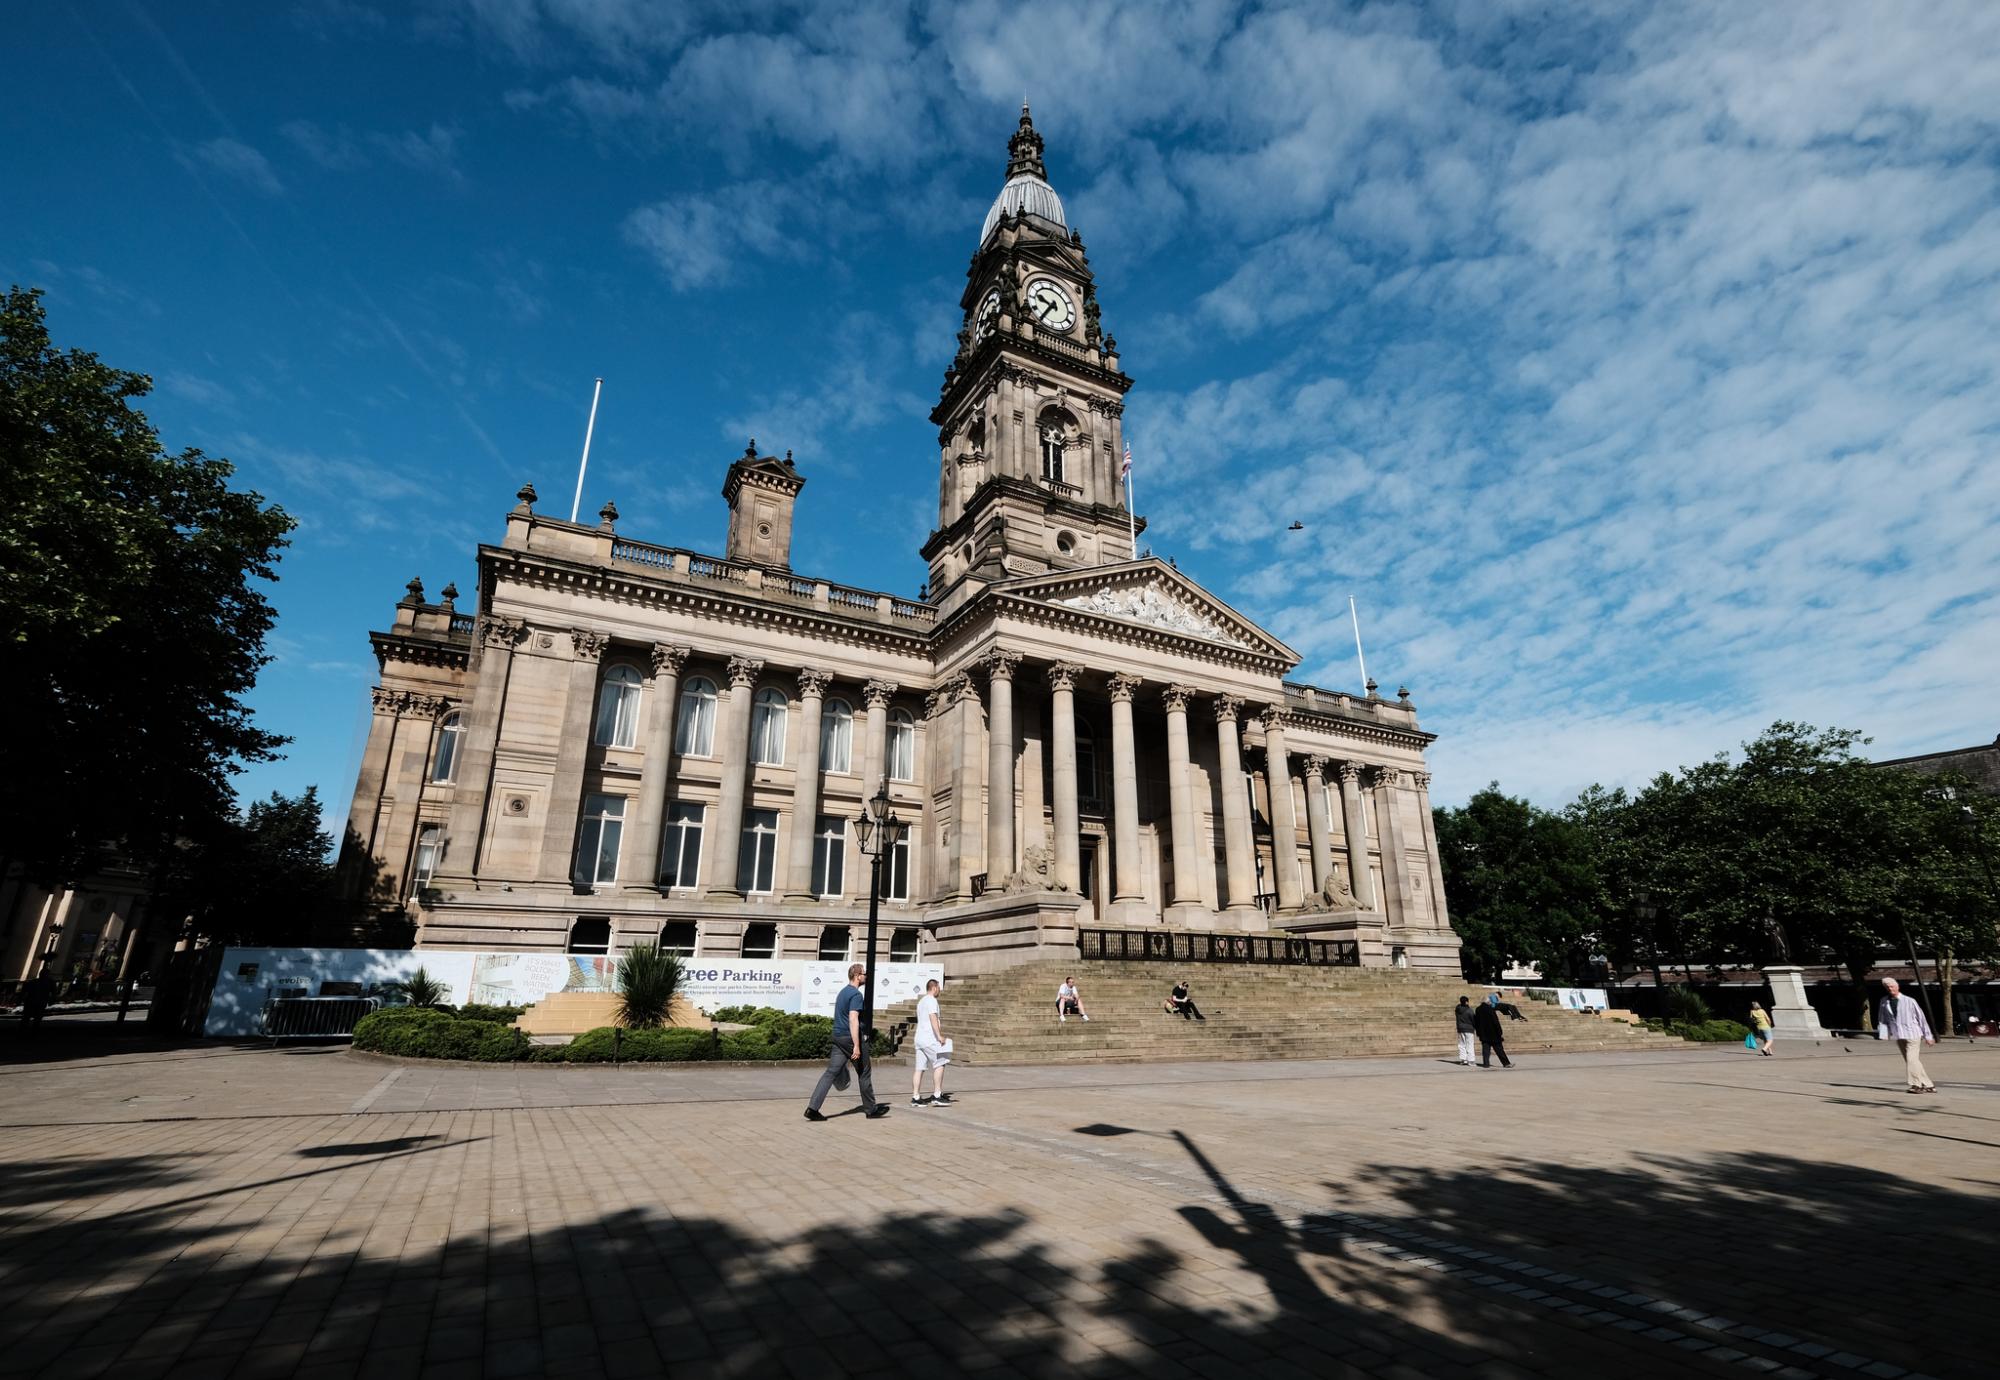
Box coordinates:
[382,695,446,893]
[1413,770,1450,928]
[861,679,897,801]
[623,643,689,889]
[1303,756,1333,895]
[703,656,764,894]
[983,650,1021,883]
[344,688,400,863]
[1376,768,1408,920]
[1259,709,1304,912]
[539,628,609,883]
[442,616,523,876]
[1106,674,1145,908]
[785,669,833,899]
[944,674,984,897]
[1213,696,1258,919]
[1161,685,1203,909]
[1335,762,1376,909]
[1047,663,1083,894]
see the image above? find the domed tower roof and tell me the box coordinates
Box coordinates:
[979,104,1067,245]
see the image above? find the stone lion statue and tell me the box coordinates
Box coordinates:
[1298,868,1361,914]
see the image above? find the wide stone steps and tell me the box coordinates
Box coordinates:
[880,958,1684,1066]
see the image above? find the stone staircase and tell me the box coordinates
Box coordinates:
[878,959,1689,1066]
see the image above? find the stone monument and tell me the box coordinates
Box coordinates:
[1762,965,1832,1042]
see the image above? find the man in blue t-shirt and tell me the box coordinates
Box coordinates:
[805,963,888,1121]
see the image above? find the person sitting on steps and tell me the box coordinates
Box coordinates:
[1056,975,1091,1023]
[1163,979,1205,1021]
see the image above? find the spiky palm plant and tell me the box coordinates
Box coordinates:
[615,943,684,1029]
[385,965,448,1008]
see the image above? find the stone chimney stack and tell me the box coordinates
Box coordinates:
[722,441,806,569]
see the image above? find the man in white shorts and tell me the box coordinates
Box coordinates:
[912,978,953,1107]
[1056,975,1091,1023]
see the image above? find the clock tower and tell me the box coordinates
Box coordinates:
[922,106,1141,613]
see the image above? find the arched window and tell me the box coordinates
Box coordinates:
[431,712,463,783]
[594,664,643,748]
[740,922,777,959]
[1040,430,1065,483]
[675,676,717,756]
[889,927,919,963]
[752,687,788,766]
[820,697,853,774]
[1038,406,1079,485]
[817,925,851,962]
[887,709,916,782]
[660,921,698,957]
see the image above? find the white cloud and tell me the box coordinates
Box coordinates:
[621,180,810,290]
[180,136,283,195]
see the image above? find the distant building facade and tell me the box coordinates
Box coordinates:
[335,111,1459,976]
[1873,733,2000,796]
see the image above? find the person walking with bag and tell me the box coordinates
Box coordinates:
[1748,1001,1773,1056]
[805,964,889,1121]
[911,978,953,1108]
[1453,995,1477,1066]
[1877,977,1936,1093]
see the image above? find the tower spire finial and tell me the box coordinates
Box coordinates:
[1005,101,1046,181]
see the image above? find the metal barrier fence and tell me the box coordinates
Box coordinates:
[263,996,381,1039]
[1078,928,1360,967]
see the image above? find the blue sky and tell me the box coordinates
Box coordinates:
[8,1,1998,817]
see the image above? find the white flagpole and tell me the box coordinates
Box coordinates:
[569,377,604,523]
[1124,444,1137,558]
[1349,595,1370,691]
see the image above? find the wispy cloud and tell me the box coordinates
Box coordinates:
[178,136,283,195]
[621,180,810,290]
[282,119,466,182]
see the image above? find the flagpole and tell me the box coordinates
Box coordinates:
[1349,596,1370,691]
[569,377,604,523]
[1123,441,1137,558]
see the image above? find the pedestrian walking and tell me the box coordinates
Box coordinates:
[19,971,52,1031]
[911,978,953,1108]
[1055,975,1091,1023]
[1876,977,1936,1093]
[1748,1001,1773,1056]
[805,964,890,1121]
[1472,992,1512,1068]
[1453,995,1477,1065]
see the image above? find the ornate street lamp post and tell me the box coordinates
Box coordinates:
[854,784,906,1039]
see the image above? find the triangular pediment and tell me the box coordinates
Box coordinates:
[995,560,1298,664]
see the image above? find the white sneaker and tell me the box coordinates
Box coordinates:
[1059,1014,1066,1023]
[1082,1014,1090,1021]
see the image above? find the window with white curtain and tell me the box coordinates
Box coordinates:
[675,676,717,756]
[812,815,847,897]
[594,664,643,748]
[660,802,704,888]
[737,808,779,893]
[887,708,915,782]
[820,697,853,774]
[876,833,912,902]
[411,825,441,891]
[751,688,788,765]
[574,794,625,886]
[430,713,462,783]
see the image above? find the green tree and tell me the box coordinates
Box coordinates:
[0,286,294,886]
[1435,785,1601,984]
[156,787,336,949]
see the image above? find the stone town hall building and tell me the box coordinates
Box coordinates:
[338,110,1459,975]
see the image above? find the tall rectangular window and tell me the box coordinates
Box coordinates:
[411,824,441,893]
[812,815,847,898]
[661,802,704,888]
[737,808,779,894]
[575,794,625,886]
[887,710,915,782]
[876,832,911,902]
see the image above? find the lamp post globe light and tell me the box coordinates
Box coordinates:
[854,784,906,1039]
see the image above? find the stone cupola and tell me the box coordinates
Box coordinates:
[722,440,805,569]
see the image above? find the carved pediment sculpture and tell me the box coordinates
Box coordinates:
[1056,581,1248,649]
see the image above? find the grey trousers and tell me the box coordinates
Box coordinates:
[808,1039,878,1112]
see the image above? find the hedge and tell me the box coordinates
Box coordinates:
[453,1003,527,1025]
[1645,1016,1753,1043]
[352,1007,531,1061]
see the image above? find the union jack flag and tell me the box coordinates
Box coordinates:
[1120,443,1133,478]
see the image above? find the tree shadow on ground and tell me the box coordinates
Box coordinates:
[0,1127,1991,1379]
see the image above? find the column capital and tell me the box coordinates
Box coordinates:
[1046,662,1084,693]
[1412,770,1432,791]
[980,648,1023,682]
[954,671,984,703]
[862,678,899,708]
[1106,672,1143,704]
[1370,766,1404,790]
[1256,705,1289,735]
[370,686,401,716]
[725,655,764,688]
[480,615,526,649]
[796,667,834,699]
[405,693,450,719]
[1332,760,1363,786]
[1303,754,1331,779]
[1212,693,1244,724]
[1160,683,1200,713]
[569,628,609,662]
[649,643,691,677]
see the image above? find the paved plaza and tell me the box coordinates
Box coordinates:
[0,1036,1995,1380]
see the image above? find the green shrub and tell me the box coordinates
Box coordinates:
[353,1007,529,1061]
[1662,986,1713,1024]
[710,1005,786,1025]
[615,944,684,1029]
[454,1003,525,1025]
[1644,1016,1751,1043]
[555,1026,716,1063]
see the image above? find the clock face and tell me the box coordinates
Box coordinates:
[1024,278,1076,332]
[974,289,1001,339]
